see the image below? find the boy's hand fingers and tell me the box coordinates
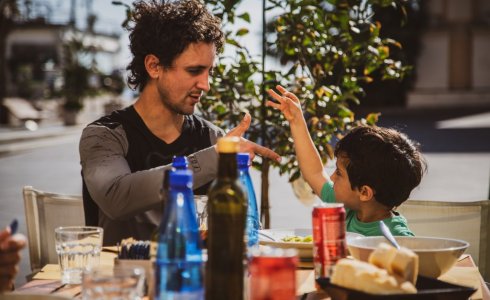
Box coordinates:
[266,100,281,110]
[283,91,299,103]
[272,85,300,103]
[267,89,284,103]
[276,85,287,93]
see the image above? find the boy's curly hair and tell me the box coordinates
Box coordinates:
[335,125,427,209]
[126,0,224,91]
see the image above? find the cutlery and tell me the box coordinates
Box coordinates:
[9,219,18,234]
[379,221,400,249]
[258,231,276,242]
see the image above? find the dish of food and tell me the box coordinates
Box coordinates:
[319,242,475,299]
[317,276,476,300]
[347,236,469,278]
[258,228,363,259]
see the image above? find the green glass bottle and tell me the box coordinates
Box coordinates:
[205,137,247,300]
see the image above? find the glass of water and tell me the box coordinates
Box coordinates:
[82,266,145,300]
[193,195,208,230]
[55,226,103,284]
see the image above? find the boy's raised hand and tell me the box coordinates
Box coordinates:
[267,85,303,124]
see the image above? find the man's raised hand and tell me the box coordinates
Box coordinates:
[224,112,281,162]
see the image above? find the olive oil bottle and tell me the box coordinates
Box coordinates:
[205,137,247,300]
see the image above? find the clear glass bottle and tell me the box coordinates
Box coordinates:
[205,137,247,300]
[237,152,260,247]
[155,170,203,300]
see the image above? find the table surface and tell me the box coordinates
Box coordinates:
[10,253,490,300]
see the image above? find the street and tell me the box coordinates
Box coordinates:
[1,106,490,287]
[0,132,82,286]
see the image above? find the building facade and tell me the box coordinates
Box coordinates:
[408,0,490,107]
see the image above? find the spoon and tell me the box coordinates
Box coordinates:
[379,221,400,249]
[258,231,277,242]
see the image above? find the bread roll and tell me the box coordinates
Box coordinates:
[391,247,419,285]
[331,259,417,294]
[368,242,397,271]
[368,242,419,285]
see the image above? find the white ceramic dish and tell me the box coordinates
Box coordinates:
[347,236,469,278]
[259,228,363,259]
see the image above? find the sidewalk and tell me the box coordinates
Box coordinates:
[0,95,119,156]
[0,124,84,156]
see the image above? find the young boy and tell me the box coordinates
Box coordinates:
[267,85,426,236]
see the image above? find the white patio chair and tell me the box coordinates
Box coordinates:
[397,199,490,281]
[22,185,85,272]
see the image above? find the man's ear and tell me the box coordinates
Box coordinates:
[144,54,160,79]
[359,185,375,202]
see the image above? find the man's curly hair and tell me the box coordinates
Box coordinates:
[126,0,224,91]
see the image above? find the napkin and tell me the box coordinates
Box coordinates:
[439,266,482,300]
[296,270,316,295]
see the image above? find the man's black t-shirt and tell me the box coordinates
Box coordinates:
[82,105,219,227]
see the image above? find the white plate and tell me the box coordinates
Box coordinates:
[259,228,363,259]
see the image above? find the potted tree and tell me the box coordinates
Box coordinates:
[202,0,415,227]
[61,37,93,126]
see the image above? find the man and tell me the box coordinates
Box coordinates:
[79,0,280,245]
[0,227,26,292]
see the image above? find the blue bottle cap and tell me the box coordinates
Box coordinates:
[172,156,188,169]
[237,152,250,168]
[169,169,193,188]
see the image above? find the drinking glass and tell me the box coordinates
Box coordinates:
[249,247,298,300]
[194,195,208,229]
[82,266,145,300]
[55,226,103,284]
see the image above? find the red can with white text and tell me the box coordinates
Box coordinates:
[312,203,347,279]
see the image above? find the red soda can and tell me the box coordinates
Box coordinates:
[312,203,347,278]
[249,247,298,300]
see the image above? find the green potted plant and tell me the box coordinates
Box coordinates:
[61,37,93,126]
[202,0,414,227]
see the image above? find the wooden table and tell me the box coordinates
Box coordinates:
[11,254,490,300]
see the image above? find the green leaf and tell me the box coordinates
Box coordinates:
[365,113,381,125]
[236,28,249,36]
[237,12,251,23]
[290,171,301,182]
[226,38,241,48]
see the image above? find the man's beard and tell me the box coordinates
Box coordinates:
[158,89,195,115]
[162,98,194,115]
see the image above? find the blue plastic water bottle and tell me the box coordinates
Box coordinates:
[172,156,188,170]
[155,170,203,300]
[237,153,260,247]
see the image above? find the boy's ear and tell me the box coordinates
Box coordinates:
[144,54,160,79]
[358,185,375,202]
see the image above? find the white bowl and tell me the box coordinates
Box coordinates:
[347,236,469,278]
